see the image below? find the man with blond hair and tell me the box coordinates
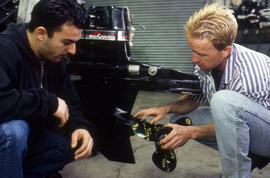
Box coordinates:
[135,3,270,177]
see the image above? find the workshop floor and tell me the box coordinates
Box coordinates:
[61,91,270,178]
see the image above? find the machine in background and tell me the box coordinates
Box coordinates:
[0,0,19,32]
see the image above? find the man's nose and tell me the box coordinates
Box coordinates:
[191,53,200,64]
[67,43,76,55]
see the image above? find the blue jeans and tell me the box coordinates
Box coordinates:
[0,120,75,178]
[171,90,270,178]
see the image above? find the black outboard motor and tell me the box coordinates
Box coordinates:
[68,5,201,164]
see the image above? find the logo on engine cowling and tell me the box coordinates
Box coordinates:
[83,31,116,40]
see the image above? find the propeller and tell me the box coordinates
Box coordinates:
[113,107,192,172]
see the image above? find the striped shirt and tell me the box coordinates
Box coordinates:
[191,43,270,109]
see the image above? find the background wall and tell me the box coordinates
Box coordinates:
[17,0,39,23]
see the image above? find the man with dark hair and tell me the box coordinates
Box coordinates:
[0,0,93,177]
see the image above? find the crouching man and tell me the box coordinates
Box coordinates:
[135,3,270,178]
[0,0,93,177]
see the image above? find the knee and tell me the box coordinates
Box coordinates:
[210,90,236,122]
[210,90,245,125]
[211,90,229,105]
[210,90,239,112]
[1,120,29,151]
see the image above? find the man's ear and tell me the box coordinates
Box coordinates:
[35,27,48,41]
[222,45,232,59]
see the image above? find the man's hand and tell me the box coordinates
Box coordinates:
[71,129,93,160]
[134,105,170,124]
[53,97,69,127]
[159,124,193,150]
[160,123,216,150]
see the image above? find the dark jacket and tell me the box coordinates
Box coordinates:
[0,23,90,134]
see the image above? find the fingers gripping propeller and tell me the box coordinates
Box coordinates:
[151,116,192,172]
[113,107,192,172]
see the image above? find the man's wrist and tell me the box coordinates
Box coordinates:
[189,126,198,139]
[165,103,173,113]
[189,124,216,139]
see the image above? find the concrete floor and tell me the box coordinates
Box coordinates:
[61,91,270,178]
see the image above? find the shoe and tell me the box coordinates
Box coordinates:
[249,152,270,170]
[45,172,62,178]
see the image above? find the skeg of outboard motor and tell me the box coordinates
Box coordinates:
[68,5,201,164]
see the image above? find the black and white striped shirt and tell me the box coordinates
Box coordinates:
[191,43,270,109]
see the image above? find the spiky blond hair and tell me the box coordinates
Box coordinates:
[184,3,238,50]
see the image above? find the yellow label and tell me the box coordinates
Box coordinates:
[171,152,175,159]
[162,158,166,168]
[185,118,191,125]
